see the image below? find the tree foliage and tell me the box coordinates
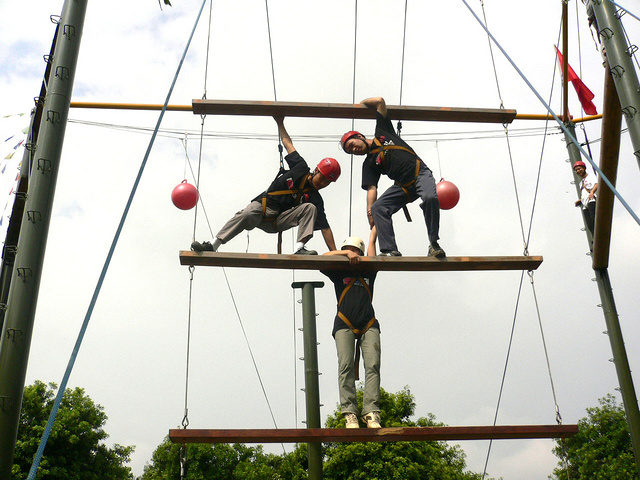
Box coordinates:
[140,437,307,480]
[143,386,489,479]
[323,386,484,480]
[551,393,639,480]
[12,380,134,480]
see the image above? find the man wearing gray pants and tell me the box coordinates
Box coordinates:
[192,117,340,255]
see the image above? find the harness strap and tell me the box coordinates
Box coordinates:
[261,172,314,218]
[337,276,376,380]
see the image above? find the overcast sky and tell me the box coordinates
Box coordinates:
[2,0,640,478]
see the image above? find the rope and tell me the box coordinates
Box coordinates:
[482,270,526,480]
[264,0,285,169]
[220,267,285,454]
[477,4,563,477]
[461,0,640,227]
[179,265,195,480]
[397,0,408,136]
[348,0,359,236]
[27,1,209,477]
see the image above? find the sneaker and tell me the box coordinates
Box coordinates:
[344,413,359,429]
[428,242,446,258]
[294,247,318,255]
[191,240,214,252]
[378,250,402,257]
[363,411,381,429]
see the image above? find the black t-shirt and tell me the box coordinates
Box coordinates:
[361,112,423,189]
[252,151,329,230]
[321,270,379,337]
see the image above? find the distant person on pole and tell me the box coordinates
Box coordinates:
[573,160,598,236]
[340,96,445,258]
[192,117,340,255]
[321,229,381,429]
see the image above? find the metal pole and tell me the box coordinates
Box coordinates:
[564,123,640,472]
[588,0,640,167]
[0,0,88,475]
[594,268,640,469]
[292,281,324,480]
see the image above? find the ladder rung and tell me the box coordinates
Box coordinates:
[169,425,578,444]
[192,99,517,124]
[179,251,542,272]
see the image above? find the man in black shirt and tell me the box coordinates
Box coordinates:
[192,117,340,255]
[340,97,445,258]
[322,233,381,429]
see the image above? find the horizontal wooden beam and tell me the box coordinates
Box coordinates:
[179,251,542,272]
[192,99,517,124]
[169,425,578,444]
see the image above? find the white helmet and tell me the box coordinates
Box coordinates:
[341,236,365,255]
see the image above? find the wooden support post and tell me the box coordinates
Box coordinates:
[192,99,517,124]
[169,424,578,444]
[179,251,542,272]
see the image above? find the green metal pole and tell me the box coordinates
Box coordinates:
[292,281,324,480]
[588,0,640,166]
[0,0,88,475]
[564,123,640,472]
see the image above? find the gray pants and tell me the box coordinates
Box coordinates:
[335,328,381,415]
[216,200,317,245]
[371,165,440,251]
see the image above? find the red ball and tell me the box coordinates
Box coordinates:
[436,179,460,210]
[171,180,198,210]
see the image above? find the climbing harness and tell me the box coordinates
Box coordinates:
[336,276,376,380]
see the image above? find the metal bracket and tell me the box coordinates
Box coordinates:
[46,110,61,124]
[24,141,37,152]
[43,54,53,64]
[63,24,76,40]
[6,329,24,343]
[26,211,42,223]
[55,65,70,81]
[50,15,61,24]
[599,27,614,40]
[17,267,33,281]
[0,396,13,412]
[621,105,637,119]
[37,158,53,173]
[627,45,639,57]
[610,64,625,78]
[15,192,27,201]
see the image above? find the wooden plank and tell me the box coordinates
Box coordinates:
[169,425,578,444]
[179,251,542,272]
[192,99,517,124]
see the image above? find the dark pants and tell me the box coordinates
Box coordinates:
[371,166,440,252]
[583,201,596,235]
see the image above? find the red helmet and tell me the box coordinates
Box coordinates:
[573,161,586,170]
[316,157,341,182]
[340,130,364,151]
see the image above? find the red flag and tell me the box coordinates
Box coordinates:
[556,47,598,116]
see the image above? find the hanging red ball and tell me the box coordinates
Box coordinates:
[171,180,198,210]
[436,179,460,210]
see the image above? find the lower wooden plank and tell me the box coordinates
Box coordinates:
[191,99,517,124]
[169,425,578,444]
[179,251,542,272]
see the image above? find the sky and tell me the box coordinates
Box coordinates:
[1,0,640,478]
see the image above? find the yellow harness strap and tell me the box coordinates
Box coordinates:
[261,172,314,220]
[337,276,376,381]
[371,138,421,221]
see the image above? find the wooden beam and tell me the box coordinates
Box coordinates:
[169,425,578,444]
[192,99,517,124]
[592,60,621,270]
[179,251,542,272]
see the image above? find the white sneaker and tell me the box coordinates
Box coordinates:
[363,411,381,428]
[344,413,359,429]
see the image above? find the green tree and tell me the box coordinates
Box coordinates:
[140,437,307,480]
[323,386,485,480]
[551,393,639,480]
[11,380,134,480]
